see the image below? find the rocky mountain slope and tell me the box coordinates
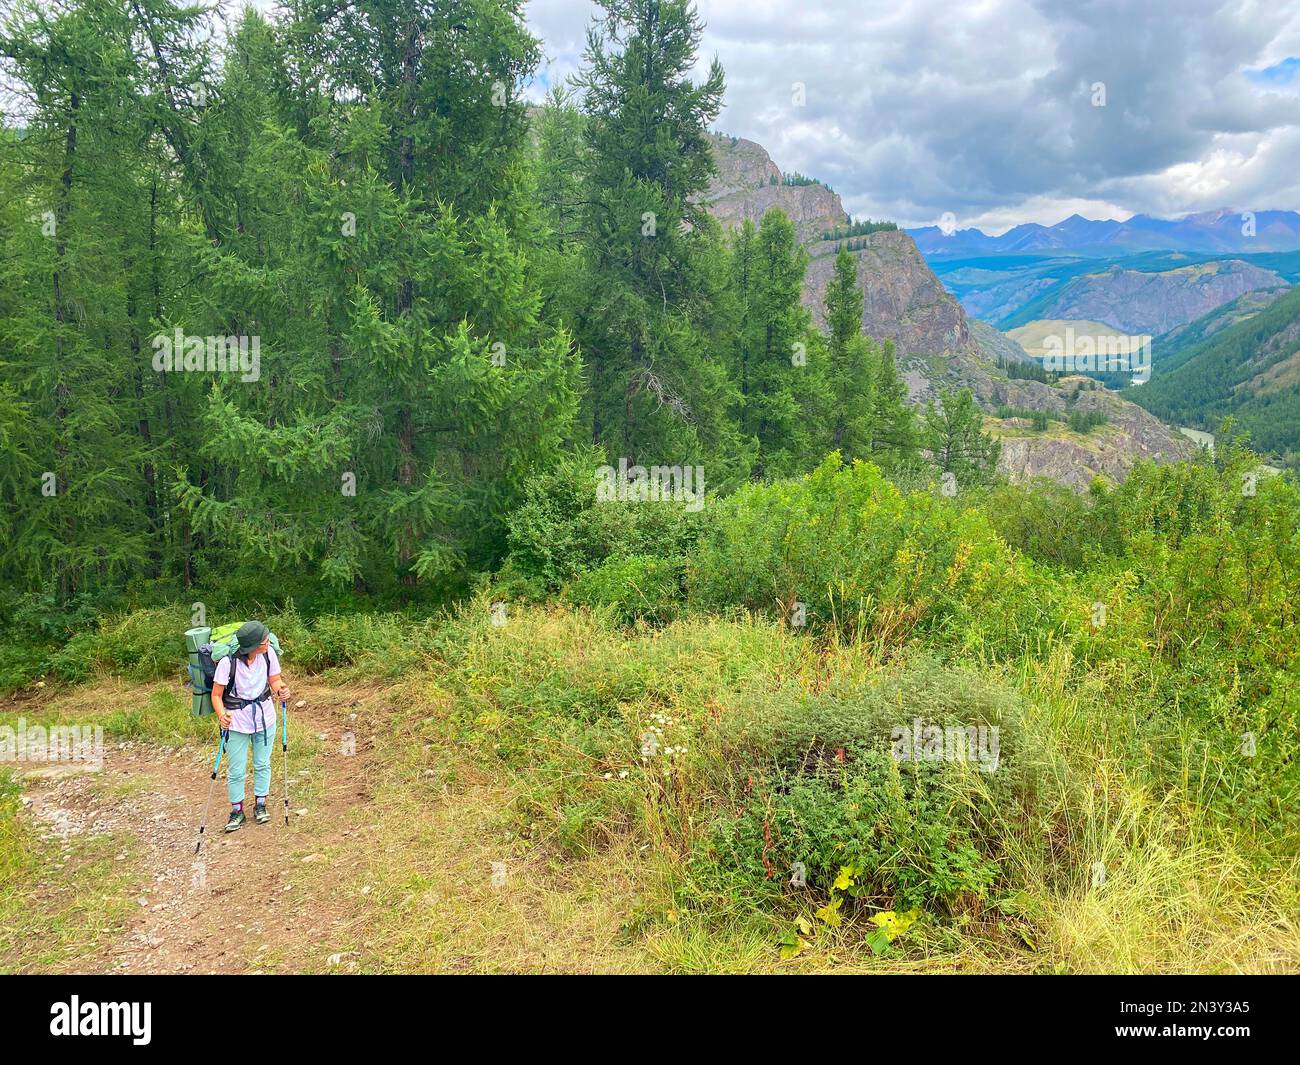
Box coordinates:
[938,258,1095,325]
[986,376,1196,490]
[803,230,984,361]
[1029,260,1287,336]
[706,133,984,363]
[967,319,1035,365]
[705,134,1195,487]
[1153,286,1293,364]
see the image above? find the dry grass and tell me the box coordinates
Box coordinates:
[325,735,658,973]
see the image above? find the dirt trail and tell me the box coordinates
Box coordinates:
[16,688,374,974]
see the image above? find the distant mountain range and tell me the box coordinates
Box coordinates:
[909,209,1300,257]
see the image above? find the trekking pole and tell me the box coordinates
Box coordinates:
[281,699,290,827]
[196,728,229,856]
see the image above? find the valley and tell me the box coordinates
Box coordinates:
[898,223,1300,470]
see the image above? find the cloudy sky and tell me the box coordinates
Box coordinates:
[525,0,1300,233]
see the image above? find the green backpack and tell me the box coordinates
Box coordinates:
[184,623,283,717]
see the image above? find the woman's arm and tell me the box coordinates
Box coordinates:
[211,681,232,729]
[268,646,290,701]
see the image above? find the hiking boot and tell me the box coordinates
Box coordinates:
[253,802,270,825]
[224,808,247,833]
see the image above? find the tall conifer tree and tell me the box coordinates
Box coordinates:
[574,0,740,471]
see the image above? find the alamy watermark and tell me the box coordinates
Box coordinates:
[152,329,261,382]
[1040,328,1151,383]
[50,997,151,1045]
[890,718,1000,772]
[0,718,104,770]
[595,458,705,512]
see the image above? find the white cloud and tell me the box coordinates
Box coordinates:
[526,0,1300,228]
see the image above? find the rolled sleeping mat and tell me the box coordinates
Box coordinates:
[185,626,214,717]
[184,625,211,652]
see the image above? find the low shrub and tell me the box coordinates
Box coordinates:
[503,450,706,591]
[270,607,425,675]
[564,554,683,624]
[27,608,179,686]
[688,455,1052,656]
[983,480,1097,569]
[691,663,1046,914]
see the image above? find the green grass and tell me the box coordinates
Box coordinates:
[0,604,433,697]
[359,597,1300,972]
[3,597,1296,973]
[0,770,140,973]
[0,681,211,746]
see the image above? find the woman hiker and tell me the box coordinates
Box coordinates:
[209,620,291,832]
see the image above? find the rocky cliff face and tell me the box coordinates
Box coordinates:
[804,232,986,361]
[991,379,1196,490]
[708,182,847,244]
[899,351,1196,489]
[705,134,783,195]
[704,134,847,243]
[967,319,1035,365]
[704,133,1197,489]
[707,136,979,360]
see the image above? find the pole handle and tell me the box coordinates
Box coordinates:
[213,728,229,773]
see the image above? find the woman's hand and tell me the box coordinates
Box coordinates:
[217,707,232,729]
[273,681,291,702]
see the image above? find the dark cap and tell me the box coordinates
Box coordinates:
[235,620,269,652]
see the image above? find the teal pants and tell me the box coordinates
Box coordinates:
[225,728,272,805]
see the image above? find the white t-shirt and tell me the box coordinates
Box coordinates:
[214,647,280,735]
